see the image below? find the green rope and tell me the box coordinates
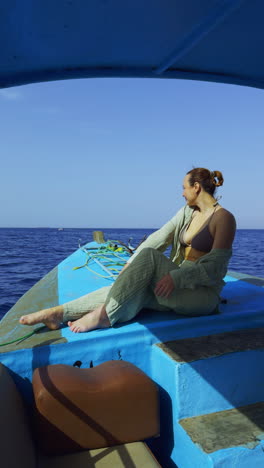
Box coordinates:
[74,241,127,277]
[0,325,46,347]
[84,265,117,279]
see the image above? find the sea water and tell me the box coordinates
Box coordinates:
[0,228,263,320]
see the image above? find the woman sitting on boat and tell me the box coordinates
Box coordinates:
[20,167,236,333]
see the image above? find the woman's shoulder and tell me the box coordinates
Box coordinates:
[215,207,236,229]
[217,207,236,220]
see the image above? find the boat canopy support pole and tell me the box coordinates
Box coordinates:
[155,0,247,75]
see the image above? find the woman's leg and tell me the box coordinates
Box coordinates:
[19,286,111,330]
[67,247,176,332]
[152,285,219,317]
[66,249,219,332]
[64,285,112,332]
[20,247,219,332]
[19,304,64,330]
[104,248,178,325]
[67,304,110,333]
[104,249,219,324]
[63,286,111,321]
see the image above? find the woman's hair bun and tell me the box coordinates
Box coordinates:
[211,170,224,187]
[187,167,223,195]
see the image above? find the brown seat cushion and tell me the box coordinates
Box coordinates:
[32,361,159,455]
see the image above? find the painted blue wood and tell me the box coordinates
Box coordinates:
[151,340,264,467]
[1,1,264,90]
[155,0,246,74]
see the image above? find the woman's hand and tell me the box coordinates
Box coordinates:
[154,274,175,298]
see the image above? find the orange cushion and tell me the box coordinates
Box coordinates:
[32,361,159,455]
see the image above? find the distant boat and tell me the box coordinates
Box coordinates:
[57,228,64,231]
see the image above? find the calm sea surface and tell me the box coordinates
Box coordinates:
[0,228,263,320]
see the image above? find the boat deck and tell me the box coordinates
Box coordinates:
[0,271,264,372]
[1,245,264,468]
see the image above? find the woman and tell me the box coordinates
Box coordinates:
[19,168,236,332]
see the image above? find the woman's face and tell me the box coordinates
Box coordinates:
[182,175,197,205]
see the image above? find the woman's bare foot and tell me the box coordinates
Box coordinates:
[68,305,110,333]
[19,305,64,330]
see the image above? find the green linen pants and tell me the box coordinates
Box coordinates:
[62,248,219,325]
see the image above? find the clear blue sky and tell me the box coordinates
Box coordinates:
[1,78,263,229]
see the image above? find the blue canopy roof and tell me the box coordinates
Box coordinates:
[1,0,263,90]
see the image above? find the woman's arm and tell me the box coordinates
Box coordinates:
[211,210,236,249]
[126,205,189,264]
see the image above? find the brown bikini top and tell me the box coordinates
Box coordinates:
[180,208,220,253]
